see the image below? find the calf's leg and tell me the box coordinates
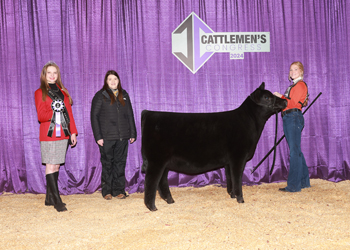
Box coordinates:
[224,165,234,197]
[157,169,174,204]
[233,174,244,203]
[229,160,246,203]
[144,165,164,211]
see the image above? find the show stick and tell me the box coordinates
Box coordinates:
[251,92,322,174]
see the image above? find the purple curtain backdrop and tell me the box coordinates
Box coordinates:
[0,0,349,195]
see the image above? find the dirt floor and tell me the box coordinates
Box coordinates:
[1,179,350,250]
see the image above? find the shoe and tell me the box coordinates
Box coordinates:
[104,194,112,200]
[116,194,126,199]
[279,188,288,192]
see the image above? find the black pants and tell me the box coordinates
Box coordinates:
[99,139,129,197]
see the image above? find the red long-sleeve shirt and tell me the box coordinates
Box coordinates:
[281,81,308,112]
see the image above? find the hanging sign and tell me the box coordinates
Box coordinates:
[172,12,270,73]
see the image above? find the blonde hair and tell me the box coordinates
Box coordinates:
[40,61,73,104]
[289,61,304,81]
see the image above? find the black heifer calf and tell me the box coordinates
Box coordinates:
[141,83,287,211]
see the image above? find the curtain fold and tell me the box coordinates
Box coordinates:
[0,0,349,194]
[0,0,27,193]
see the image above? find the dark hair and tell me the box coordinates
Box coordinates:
[102,70,125,106]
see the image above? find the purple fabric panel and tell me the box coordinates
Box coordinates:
[0,0,27,193]
[0,0,349,195]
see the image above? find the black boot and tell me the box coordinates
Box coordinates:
[46,173,67,212]
[54,172,66,205]
[45,172,66,206]
[45,180,53,206]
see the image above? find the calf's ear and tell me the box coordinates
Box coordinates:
[259,82,265,90]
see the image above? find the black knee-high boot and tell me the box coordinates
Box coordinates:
[54,172,66,206]
[45,172,66,206]
[46,173,67,212]
[45,179,53,206]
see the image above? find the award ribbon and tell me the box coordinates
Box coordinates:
[55,112,61,137]
[47,89,71,138]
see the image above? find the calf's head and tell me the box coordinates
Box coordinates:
[250,82,288,116]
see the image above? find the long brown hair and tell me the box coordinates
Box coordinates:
[40,61,73,105]
[103,70,125,106]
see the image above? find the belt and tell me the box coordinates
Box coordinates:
[282,108,301,117]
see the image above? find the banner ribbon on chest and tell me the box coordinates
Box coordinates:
[47,89,71,138]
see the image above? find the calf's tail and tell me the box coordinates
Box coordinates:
[141,158,148,173]
[141,109,148,173]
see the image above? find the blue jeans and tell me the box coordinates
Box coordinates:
[283,111,310,192]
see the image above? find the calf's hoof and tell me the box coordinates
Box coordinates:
[147,206,158,212]
[165,198,175,204]
[237,197,244,203]
[230,193,236,198]
[145,203,158,212]
[45,200,66,206]
[54,203,67,212]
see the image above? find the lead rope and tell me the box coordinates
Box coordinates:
[269,111,278,175]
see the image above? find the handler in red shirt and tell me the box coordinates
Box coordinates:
[273,61,310,192]
[35,61,78,212]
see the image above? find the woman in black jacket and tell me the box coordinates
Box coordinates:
[91,70,137,200]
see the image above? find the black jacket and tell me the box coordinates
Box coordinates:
[91,89,137,142]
